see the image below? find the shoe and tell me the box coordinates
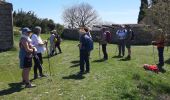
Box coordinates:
[25,83,36,88]
[40,74,47,77]
[125,55,131,60]
[85,70,90,74]
[34,75,38,79]
[20,80,26,85]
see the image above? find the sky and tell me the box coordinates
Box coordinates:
[7,0,141,24]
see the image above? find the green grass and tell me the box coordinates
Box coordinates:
[0,34,170,100]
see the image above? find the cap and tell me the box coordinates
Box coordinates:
[22,27,32,34]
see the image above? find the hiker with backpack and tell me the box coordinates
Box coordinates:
[99,28,109,60]
[19,27,36,88]
[49,30,57,56]
[31,26,47,79]
[125,25,134,60]
[116,25,127,57]
[151,29,166,72]
[54,31,62,54]
[78,27,93,74]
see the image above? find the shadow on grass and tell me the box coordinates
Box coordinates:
[70,60,80,67]
[62,73,85,80]
[164,58,170,64]
[112,55,123,58]
[0,82,24,96]
[118,58,131,61]
[92,59,106,63]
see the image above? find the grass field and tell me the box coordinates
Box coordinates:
[0,33,170,100]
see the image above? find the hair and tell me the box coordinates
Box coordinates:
[84,27,89,32]
[34,26,41,34]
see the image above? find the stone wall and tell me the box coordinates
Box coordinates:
[62,24,152,45]
[0,1,13,51]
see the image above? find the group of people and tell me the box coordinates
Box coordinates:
[19,25,166,88]
[77,25,166,74]
[99,25,134,60]
[19,26,62,88]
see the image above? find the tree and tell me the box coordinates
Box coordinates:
[138,0,149,23]
[148,0,170,35]
[62,2,99,28]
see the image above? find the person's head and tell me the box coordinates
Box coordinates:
[34,26,41,35]
[102,28,106,32]
[84,27,89,33]
[22,27,32,36]
[125,25,131,29]
[51,30,57,34]
[79,27,86,35]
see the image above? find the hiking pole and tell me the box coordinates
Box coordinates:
[45,40,52,77]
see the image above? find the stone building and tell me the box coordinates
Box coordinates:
[0,1,13,51]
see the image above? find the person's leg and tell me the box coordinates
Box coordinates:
[33,57,38,79]
[158,47,164,66]
[102,44,108,59]
[80,50,85,73]
[37,53,44,76]
[84,51,90,72]
[105,44,108,59]
[57,43,62,53]
[118,40,121,56]
[23,68,31,84]
[122,40,125,57]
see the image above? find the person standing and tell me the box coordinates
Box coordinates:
[152,29,165,72]
[79,27,93,74]
[19,27,36,88]
[116,25,127,57]
[49,30,57,56]
[125,25,134,60]
[100,28,108,60]
[31,26,47,79]
[54,32,62,54]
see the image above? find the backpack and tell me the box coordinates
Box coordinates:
[85,35,94,52]
[106,31,112,43]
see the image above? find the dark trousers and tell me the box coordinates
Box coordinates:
[158,47,164,65]
[56,42,62,53]
[33,53,43,76]
[102,44,108,59]
[80,50,90,72]
[118,39,125,56]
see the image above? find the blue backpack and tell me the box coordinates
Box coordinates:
[85,35,93,52]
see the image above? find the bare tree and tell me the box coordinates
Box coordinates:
[62,3,99,29]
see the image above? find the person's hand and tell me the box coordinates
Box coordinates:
[151,41,156,45]
[43,40,48,44]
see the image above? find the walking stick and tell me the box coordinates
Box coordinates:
[45,40,52,77]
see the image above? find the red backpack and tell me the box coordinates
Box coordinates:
[143,64,159,73]
[106,31,112,43]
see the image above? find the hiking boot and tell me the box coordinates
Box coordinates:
[85,70,90,74]
[40,74,47,77]
[34,75,38,79]
[25,83,36,88]
[125,55,131,60]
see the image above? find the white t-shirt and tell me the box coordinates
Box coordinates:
[31,34,46,53]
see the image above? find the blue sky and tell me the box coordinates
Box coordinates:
[7,0,140,24]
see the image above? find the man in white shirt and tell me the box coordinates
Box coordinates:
[31,26,47,79]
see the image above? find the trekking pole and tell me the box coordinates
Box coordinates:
[45,40,52,77]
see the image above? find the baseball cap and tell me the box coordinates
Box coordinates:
[22,27,32,34]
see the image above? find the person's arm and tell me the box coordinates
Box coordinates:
[22,41,34,53]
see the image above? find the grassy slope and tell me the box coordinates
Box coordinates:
[0,34,170,100]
